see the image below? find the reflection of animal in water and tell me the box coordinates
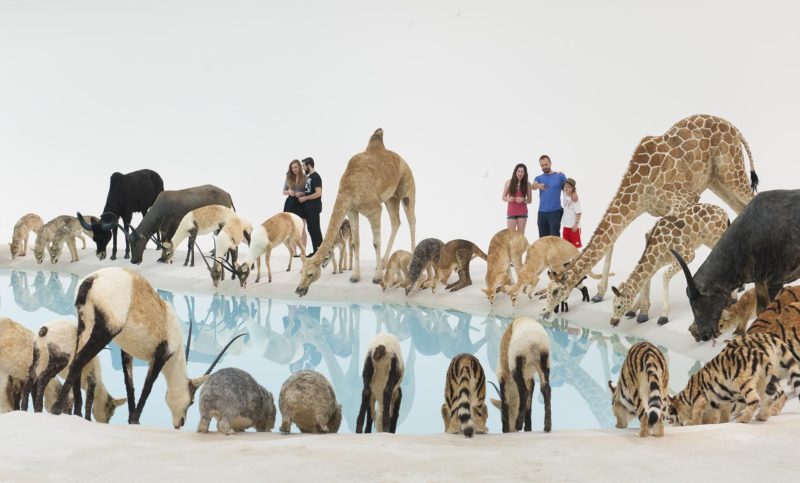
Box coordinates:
[322,307,357,358]
[407,307,440,356]
[10,271,41,312]
[241,300,304,366]
[482,315,508,374]
[373,304,411,341]
[437,310,486,359]
[10,271,80,315]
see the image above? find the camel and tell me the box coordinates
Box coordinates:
[543,114,757,317]
[295,128,416,296]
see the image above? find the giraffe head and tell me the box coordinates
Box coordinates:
[541,268,572,319]
[610,285,635,326]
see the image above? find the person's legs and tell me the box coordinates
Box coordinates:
[546,210,562,237]
[307,210,323,255]
[507,218,517,231]
[518,217,528,234]
[537,212,548,238]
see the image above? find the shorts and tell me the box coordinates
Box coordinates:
[562,227,582,248]
[507,214,528,220]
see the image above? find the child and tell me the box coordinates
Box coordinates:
[561,178,582,248]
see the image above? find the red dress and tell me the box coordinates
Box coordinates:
[507,187,527,217]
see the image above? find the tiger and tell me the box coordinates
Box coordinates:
[724,332,800,414]
[441,353,488,438]
[607,342,669,437]
[747,292,800,363]
[669,346,780,426]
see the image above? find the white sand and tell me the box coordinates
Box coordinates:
[1,244,796,482]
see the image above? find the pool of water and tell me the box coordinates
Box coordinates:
[0,268,701,434]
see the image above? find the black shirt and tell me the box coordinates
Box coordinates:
[304,171,322,213]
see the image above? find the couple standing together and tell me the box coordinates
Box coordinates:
[283,158,322,258]
[503,155,582,248]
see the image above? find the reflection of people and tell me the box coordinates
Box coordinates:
[283,159,308,257]
[531,155,567,238]
[300,157,323,257]
[503,163,532,233]
[561,178,582,248]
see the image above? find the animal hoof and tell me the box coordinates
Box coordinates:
[372,277,381,284]
[610,319,620,327]
[657,317,669,326]
[636,314,649,324]
[350,275,360,283]
[624,311,636,319]
[591,294,604,303]
[110,255,117,261]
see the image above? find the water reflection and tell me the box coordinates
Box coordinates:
[0,268,698,433]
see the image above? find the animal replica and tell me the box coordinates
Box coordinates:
[33,215,88,264]
[128,184,234,264]
[226,212,304,287]
[279,370,342,434]
[356,333,405,433]
[607,342,669,437]
[724,333,800,410]
[50,267,241,428]
[8,213,43,259]
[441,353,488,438]
[295,128,416,296]
[429,239,487,293]
[668,345,779,426]
[48,214,98,263]
[689,288,756,341]
[482,229,528,304]
[27,319,126,422]
[79,169,164,260]
[197,367,276,435]
[746,288,800,361]
[379,249,414,291]
[674,190,800,342]
[321,219,354,274]
[491,316,552,433]
[0,375,24,412]
[162,204,239,266]
[200,215,253,287]
[610,203,730,326]
[405,238,445,295]
[544,114,758,316]
[506,236,597,307]
[0,317,66,412]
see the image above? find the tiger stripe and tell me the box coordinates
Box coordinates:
[441,353,488,438]
[609,342,669,437]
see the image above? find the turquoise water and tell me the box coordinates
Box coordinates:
[0,268,699,434]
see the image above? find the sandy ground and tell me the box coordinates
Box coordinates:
[1,244,795,482]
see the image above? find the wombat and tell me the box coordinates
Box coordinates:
[279,370,342,434]
[197,368,275,435]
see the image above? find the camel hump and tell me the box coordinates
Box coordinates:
[367,128,385,151]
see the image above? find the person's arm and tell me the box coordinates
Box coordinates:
[283,181,293,197]
[501,180,511,202]
[525,183,533,204]
[572,194,582,228]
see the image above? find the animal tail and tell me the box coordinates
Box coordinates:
[456,359,475,438]
[645,361,663,428]
[739,133,758,192]
[372,344,387,362]
[472,246,488,261]
[38,326,49,338]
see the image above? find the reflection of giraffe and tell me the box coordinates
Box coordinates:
[610,203,730,326]
[545,115,757,311]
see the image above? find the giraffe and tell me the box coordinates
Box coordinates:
[543,114,757,316]
[609,203,730,327]
[295,128,416,296]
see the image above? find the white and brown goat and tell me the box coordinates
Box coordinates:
[51,267,242,428]
[163,204,238,266]
[356,333,405,433]
[27,319,126,422]
[224,212,304,287]
[0,317,65,412]
[8,213,43,259]
[321,219,354,274]
[491,316,551,433]
[34,215,89,264]
[198,215,254,287]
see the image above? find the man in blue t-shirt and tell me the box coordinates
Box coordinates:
[532,154,567,238]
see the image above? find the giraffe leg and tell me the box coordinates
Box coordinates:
[636,277,652,323]
[659,252,692,325]
[592,245,614,302]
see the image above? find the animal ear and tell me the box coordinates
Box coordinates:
[611,286,620,297]
[491,398,502,409]
[607,381,616,393]
[547,270,556,281]
[112,397,127,407]
[189,375,210,392]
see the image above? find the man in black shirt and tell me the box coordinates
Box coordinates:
[300,157,323,257]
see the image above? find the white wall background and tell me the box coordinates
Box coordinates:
[1,0,798,272]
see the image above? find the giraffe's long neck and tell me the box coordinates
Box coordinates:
[567,190,644,286]
[310,194,351,264]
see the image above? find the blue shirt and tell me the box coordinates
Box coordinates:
[534,172,567,213]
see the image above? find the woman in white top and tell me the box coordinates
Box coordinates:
[561,177,582,248]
